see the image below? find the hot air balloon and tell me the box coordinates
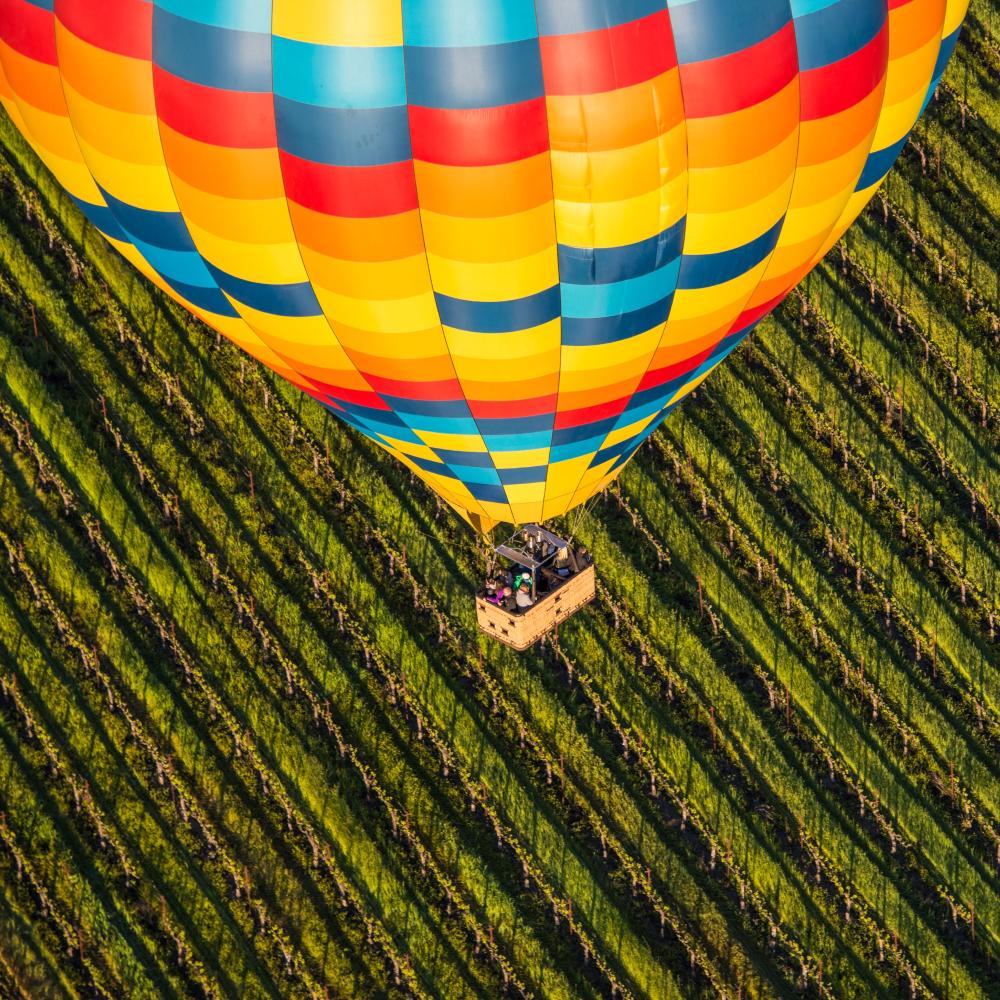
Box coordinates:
[0,0,967,645]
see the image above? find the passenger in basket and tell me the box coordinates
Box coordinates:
[501,586,517,611]
[515,582,534,610]
[553,546,572,578]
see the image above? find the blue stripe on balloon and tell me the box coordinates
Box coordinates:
[435,287,561,333]
[127,236,215,286]
[439,461,501,485]
[383,396,473,419]
[855,133,908,190]
[404,39,544,109]
[666,0,790,63]
[272,39,406,110]
[98,186,193,252]
[557,220,685,285]
[465,481,509,503]
[203,262,323,317]
[534,0,665,37]
[69,196,128,242]
[153,10,272,92]
[401,413,481,435]
[165,276,241,316]
[432,448,496,468]
[550,428,616,463]
[677,218,784,289]
[498,465,548,486]
[562,296,673,347]
[274,100,412,167]
[552,418,620,449]
[483,431,553,453]
[793,0,885,72]
[480,417,554,438]
[448,464,503,487]
[409,454,458,477]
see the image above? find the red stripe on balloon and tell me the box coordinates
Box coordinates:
[408,99,549,166]
[679,21,798,118]
[304,378,393,412]
[638,349,713,392]
[554,396,629,430]
[365,375,465,401]
[468,395,558,420]
[57,0,151,59]
[0,0,57,64]
[539,9,677,96]
[729,292,786,334]
[279,152,418,218]
[800,24,889,120]
[153,66,276,149]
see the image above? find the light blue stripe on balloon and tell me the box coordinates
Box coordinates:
[155,0,270,33]
[561,259,680,319]
[402,0,539,47]
[790,0,840,16]
[273,39,406,109]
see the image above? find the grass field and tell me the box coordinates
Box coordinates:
[0,10,997,999]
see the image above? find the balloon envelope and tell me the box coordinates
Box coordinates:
[0,0,966,531]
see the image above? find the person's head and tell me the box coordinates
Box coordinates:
[503,586,512,596]
[519,581,529,592]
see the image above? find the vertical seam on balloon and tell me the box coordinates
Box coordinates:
[860,0,946,196]
[398,0,512,527]
[712,0,806,349]
[267,2,416,454]
[49,0,221,332]
[765,0,895,324]
[0,22,42,170]
[615,0,805,471]
[802,0,893,270]
[544,0,683,521]
[529,0,566,526]
[571,0,690,505]
[145,5,268,349]
[34,2,109,217]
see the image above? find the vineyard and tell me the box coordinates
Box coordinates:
[0,7,997,999]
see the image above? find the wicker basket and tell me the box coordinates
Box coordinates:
[476,565,596,651]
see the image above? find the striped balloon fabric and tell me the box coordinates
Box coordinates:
[0,0,967,531]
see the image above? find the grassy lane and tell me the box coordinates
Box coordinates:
[668,391,1000,835]
[744,290,1000,712]
[810,264,1000,509]
[0,459,295,999]
[713,352,999,721]
[0,321,493,998]
[0,846,79,1000]
[615,459,996,993]
[0,447,395,1000]
[0,654,159,998]
[574,515,965,997]
[761,309,999,632]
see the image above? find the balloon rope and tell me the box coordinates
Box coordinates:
[566,492,601,547]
